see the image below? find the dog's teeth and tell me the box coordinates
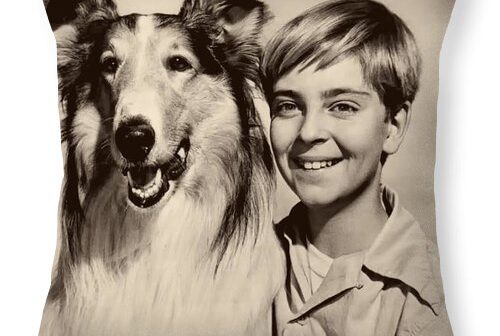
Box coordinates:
[128,168,163,201]
[127,171,134,186]
[132,187,143,198]
[153,183,160,192]
[154,168,162,185]
[177,146,186,161]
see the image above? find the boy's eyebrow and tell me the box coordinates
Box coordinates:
[321,88,371,99]
[272,89,371,100]
[272,90,302,100]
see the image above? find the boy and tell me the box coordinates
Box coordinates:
[261,0,453,335]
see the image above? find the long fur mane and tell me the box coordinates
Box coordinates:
[40,1,284,335]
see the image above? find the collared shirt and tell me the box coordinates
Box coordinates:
[305,237,334,295]
[273,187,453,336]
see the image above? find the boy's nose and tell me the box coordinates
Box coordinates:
[298,113,329,144]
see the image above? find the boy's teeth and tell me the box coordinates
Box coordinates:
[299,160,338,170]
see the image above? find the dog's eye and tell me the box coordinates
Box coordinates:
[168,56,191,72]
[101,57,119,74]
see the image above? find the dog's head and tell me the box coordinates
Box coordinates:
[55,0,270,209]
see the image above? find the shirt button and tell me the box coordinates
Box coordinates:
[355,283,364,289]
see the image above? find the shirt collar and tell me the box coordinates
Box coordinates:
[280,205,365,320]
[279,186,443,318]
[363,186,443,314]
[292,251,364,320]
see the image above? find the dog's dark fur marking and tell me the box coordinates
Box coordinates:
[52,0,273,285]
[44,2,280,328]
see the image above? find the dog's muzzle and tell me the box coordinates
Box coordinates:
[116,119,189,208]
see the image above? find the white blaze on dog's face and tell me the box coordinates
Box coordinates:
[95,11,251,209]
[53,0,269,210]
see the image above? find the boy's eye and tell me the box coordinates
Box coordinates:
[279,102,297,111]
[273,101,300,117]
[328,102,359,115]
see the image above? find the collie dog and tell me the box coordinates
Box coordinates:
[40,0,284,335]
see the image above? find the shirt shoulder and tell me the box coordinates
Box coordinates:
[365,187,447,311]
[366,187,453,335]
[391,211,453,335]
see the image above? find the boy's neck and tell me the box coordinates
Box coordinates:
[306,176,388,259]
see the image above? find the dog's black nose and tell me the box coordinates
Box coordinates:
[115,120,155,162]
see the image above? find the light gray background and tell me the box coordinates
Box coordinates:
[118,0,455,242]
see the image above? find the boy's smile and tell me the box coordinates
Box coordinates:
[270,57,395,209]
[293,156,344,170]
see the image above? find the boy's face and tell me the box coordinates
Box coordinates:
[270,57,393,209]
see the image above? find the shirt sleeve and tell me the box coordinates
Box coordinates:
[396,293,453,336]
[415,306,453,336]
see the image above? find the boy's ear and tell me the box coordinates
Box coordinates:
[383,102,412,155]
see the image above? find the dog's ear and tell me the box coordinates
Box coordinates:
[180,0,271,81]
[54,0,118,101]
[44,0,81,30]
[181,0,271,43]
[72,0,119,39]
[44,0,117,31]
[202,1,270,40]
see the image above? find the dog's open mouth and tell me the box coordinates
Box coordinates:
[125,140,189,208]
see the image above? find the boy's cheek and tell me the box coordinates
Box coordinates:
[270,121,293,154]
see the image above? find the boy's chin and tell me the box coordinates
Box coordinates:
[295,187,344,210]
[295,180,371,210]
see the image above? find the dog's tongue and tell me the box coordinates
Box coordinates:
[127,166,159,188]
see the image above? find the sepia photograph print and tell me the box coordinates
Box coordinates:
[38,0,455,335]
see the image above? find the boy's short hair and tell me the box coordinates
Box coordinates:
[261,0,422,117]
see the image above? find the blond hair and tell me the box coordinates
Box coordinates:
[261,0,422,117]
